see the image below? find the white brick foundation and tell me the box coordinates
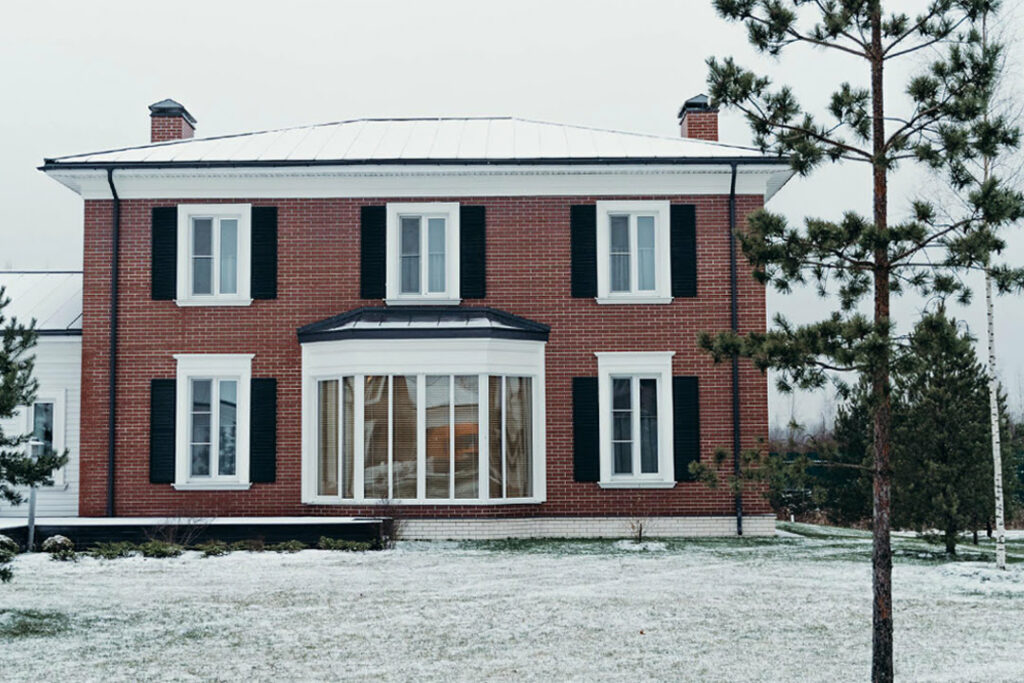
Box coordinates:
[399,514,776,540]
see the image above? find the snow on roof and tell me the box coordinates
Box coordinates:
[44,117,776,166]
[0,271,83,332]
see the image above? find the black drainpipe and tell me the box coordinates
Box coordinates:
[105,169,121,517]
[728,162,743,536]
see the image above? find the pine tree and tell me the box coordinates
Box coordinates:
[699,2,1024,679]
[0,287,67,506]
[890,311,1015,555]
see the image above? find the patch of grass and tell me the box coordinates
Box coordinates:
[49,548,79,562]
[317,537,372,552]
[196,540,230,557]
[268,540,307,553]
[90,542,138,560]
[229,539,265,552]
[138,540,183,558]
[0,609,71,638]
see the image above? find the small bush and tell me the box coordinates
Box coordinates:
[267,540,306,553]
[49,548,78,563]
[41,535,74,553]
[0,609,70,637]
[229,539,265,552]
[138,540,183,558]
[317,536,372,552]
[0,549,13,583]
[196,540,230,557]
[90,542,137,560]
[0,534,18,554]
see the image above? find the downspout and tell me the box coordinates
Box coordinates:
[728,162,743,536]
[105,169,121,517]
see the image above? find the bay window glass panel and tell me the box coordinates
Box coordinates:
[190,379,212,476]
[342,377,355,499]
[453,375,479,499]
[639,379,658,474]
[218,380,237,477]
[425,375,450,499]
[192,218,213,295]
[488,376,503,498]
[317,380,339,496]
[392,376,418,499]
[219,219,238,295]
[363,376,389,499]
[427,218,446,293]
[611,378,632,474]
[400,217,421,294]
[505,377,533,498]
[31,402,54,457]
[609,215,630,292]
[637,216,656,291]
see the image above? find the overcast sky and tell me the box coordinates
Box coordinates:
[2,0,1022,427]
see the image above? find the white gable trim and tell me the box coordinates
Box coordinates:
[44,164,792,201]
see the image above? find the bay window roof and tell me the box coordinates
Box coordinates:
[297,306,550,343]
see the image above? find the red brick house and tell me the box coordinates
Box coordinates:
[40,97,792,538]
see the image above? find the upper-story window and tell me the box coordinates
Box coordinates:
[595,201,671,304]
[386,203,460,305]
[176,204,252,306]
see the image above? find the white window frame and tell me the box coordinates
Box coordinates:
[175,203,252,307]
[595,351,675,488]
[301,337,546,505]
[24,391,67,488]
[595,200,672,304]
[173,354,253,490]
[385,202,461,305]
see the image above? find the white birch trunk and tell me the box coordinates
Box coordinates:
[985,272,1007,570]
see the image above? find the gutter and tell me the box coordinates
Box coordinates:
[39,155,791,171]
[728,162,743,537]
[105,169,121,517]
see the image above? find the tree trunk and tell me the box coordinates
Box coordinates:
[945,525,957,556]
[973,529,979,545]
[869,7,894,682]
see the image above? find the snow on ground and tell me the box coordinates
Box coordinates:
[2,529,1023,682]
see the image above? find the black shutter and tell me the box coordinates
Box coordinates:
[251,206,278,299]
[151,207,177,300]
[573,377,600,482]
[673,376,700,482]
[670,204,697,298]
[250,378,277,483]
[570,205,597,298]
[459,205,486,299]
[360,206,386,299]
[150,379,176,484]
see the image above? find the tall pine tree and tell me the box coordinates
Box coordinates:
[699,2,1024,679]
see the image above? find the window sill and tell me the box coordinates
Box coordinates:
[598,480,677,489]
[302,496,544,506]
[595,296,673,305]
[384,297,462,307]
[175,298,254,308]
[172,482,252,491]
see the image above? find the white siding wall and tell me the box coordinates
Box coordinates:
[0,336,81,517]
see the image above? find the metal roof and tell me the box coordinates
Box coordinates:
[297,306,550,343]
[0,271,83,334]
[44,116,780,168]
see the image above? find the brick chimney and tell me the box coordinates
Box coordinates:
[149,99,196,143]
[678,94,718,142]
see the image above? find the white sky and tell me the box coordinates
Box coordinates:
[1,0,1022,426]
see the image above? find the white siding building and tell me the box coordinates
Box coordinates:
[0,272,82,517]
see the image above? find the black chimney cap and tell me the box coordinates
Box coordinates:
[678,94,717,119]
[148,99,197,125]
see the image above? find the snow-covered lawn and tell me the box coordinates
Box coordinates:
[2,526,1023,682]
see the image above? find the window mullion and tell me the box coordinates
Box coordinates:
[416,374,426,500]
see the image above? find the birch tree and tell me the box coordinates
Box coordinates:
[699,1,1024,680]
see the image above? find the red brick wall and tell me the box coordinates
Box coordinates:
[680,112,719,142]
[80,194,770,518]
[150,116,194,143]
